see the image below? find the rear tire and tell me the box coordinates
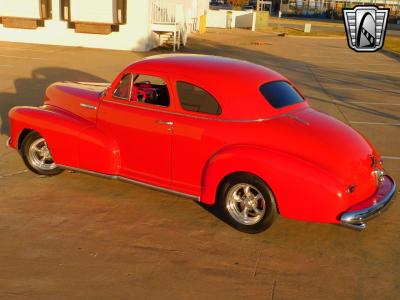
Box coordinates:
[21,131,63,176]
[217,173,278,233]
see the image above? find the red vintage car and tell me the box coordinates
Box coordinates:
[7,55,396,233]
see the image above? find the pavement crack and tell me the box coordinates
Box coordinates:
[270,279,277,300]
[0,169,28,179]
[304,64,351,125]
[131,243,184,254]
[253,250,261,277]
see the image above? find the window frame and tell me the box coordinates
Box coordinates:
[175,81,222,116]
[131,73,171,108]
[112,72,134,101]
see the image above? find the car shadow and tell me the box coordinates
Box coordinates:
[0,67,107,136]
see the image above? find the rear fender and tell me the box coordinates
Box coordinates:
[201,145,347,223]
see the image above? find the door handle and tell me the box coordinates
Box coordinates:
[80,103,97,110]
[157,120,174,126]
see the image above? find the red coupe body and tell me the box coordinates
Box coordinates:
[8,55,396,230]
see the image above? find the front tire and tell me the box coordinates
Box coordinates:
[218,173,278,233]
[21,131,63,176]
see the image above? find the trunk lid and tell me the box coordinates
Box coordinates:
[259,108,378,203]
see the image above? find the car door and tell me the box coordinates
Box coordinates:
[97,71,174,188]
[169,79,224,196]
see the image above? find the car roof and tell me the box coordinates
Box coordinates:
[128,55,303,119]
[132,54,283,84]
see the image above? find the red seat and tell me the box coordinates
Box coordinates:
[133,83,159,104]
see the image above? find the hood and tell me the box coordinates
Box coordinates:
[44,81,109,122]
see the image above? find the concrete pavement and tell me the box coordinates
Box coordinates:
[0,29,399,299]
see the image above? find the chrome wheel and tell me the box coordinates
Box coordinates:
[27,138,56,171]
[225,183,266,225]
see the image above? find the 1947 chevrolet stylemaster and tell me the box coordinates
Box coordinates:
[7,55,396,233]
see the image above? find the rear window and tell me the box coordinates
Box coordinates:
[259,81,304,109]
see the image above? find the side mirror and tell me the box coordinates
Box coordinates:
[101,86,110,98]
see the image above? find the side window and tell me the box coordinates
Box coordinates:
[132,74,170,107]
[176,81,221,115]
[113,73,133,100]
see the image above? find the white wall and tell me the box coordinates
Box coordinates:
[192,0,209,18]
[70,0,118,24]
[170,0,208,18]
[0,0,154,51]
[0,0,208,51]
[0,0,41,19]
[206,10,255,31]
[233,11,256,30]
[206,10,228,28]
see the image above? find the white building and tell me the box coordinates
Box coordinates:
[0,0,209,51]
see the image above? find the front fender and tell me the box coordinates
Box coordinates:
[78,125,120,174]
[9,106,88,167]
[9,106,120,174]
[201,145,348,223]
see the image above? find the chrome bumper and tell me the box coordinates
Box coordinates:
[340,175,397,231]
[6,137,11,148]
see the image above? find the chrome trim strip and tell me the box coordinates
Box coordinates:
[80,103,97,110]
[57,165,200,201]
[340,175,397,230]
[119,177,199,200]
[157,120,174,126]
[287,114,310,125]
[102,99,309,123]
[73,81,110,87]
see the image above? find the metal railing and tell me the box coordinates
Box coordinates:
[151,0,177,24]
[150,1,191,52]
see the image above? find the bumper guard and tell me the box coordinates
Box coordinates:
[340,175,397,230]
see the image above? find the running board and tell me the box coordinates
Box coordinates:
[57,165,200,201]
